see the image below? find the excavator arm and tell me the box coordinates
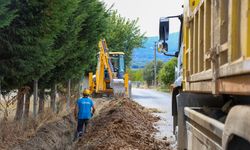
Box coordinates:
[99,40,114,81]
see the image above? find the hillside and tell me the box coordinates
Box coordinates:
[131,32,179,69]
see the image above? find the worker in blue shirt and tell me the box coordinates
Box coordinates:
[74,89,95,138]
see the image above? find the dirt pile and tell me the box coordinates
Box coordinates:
[92,97,110,115]
[75,98,170,150]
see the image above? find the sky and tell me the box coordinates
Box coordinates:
[102,0,183,37]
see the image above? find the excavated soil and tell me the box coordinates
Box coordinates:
[74,98,170,150]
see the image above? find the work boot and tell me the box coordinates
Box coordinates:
[78,131,83,137]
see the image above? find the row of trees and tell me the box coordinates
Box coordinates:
[128,69,144,82]
[143,61,164,86]
[0,0,144,121]
[129,57,177,88]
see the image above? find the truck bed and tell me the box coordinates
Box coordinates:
[183,0,250,95]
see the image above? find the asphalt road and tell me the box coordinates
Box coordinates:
[132,88,176,148]
[132,88,172,112]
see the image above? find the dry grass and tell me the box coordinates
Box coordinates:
[144,107,163,113]
[0,89,80,149]
[0,108,63,149]
[0,92,18,121]
[0,101,78,150]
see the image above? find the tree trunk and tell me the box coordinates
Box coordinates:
[33,80,38,117]
[50,84,57,113]
[14,88,25,121]
[38,89,45,114]
[66,79,71,112]
[0,80,1,101]
[24,92,32,119]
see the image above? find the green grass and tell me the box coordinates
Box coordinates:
[156,85,171,93]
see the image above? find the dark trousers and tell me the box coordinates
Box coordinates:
[77,119,89,133]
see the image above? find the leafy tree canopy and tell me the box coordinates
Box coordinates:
[0,0,17,28]
[158,57,177,86]
[128,69,144,82]
[39,0,108,88]
[105,11,145,67]
[143,60,163,86]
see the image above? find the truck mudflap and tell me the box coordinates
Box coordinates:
[184,107,224,150]
[222,106,250,150]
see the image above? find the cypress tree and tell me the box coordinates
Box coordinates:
[39,0,108,88]
[0,0,78,120]
[0,0,17,28]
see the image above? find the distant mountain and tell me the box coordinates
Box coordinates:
[131,32,179,69]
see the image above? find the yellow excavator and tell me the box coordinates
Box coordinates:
[88,39,131,97]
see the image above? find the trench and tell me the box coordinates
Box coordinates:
[13,98,171,150]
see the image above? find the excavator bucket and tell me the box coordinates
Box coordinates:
[111,79,126,97]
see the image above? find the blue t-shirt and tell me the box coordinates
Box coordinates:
[77,97,94,119]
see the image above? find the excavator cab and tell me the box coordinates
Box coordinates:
[109,52,125,79]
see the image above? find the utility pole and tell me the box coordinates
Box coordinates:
[154,42,157,88]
